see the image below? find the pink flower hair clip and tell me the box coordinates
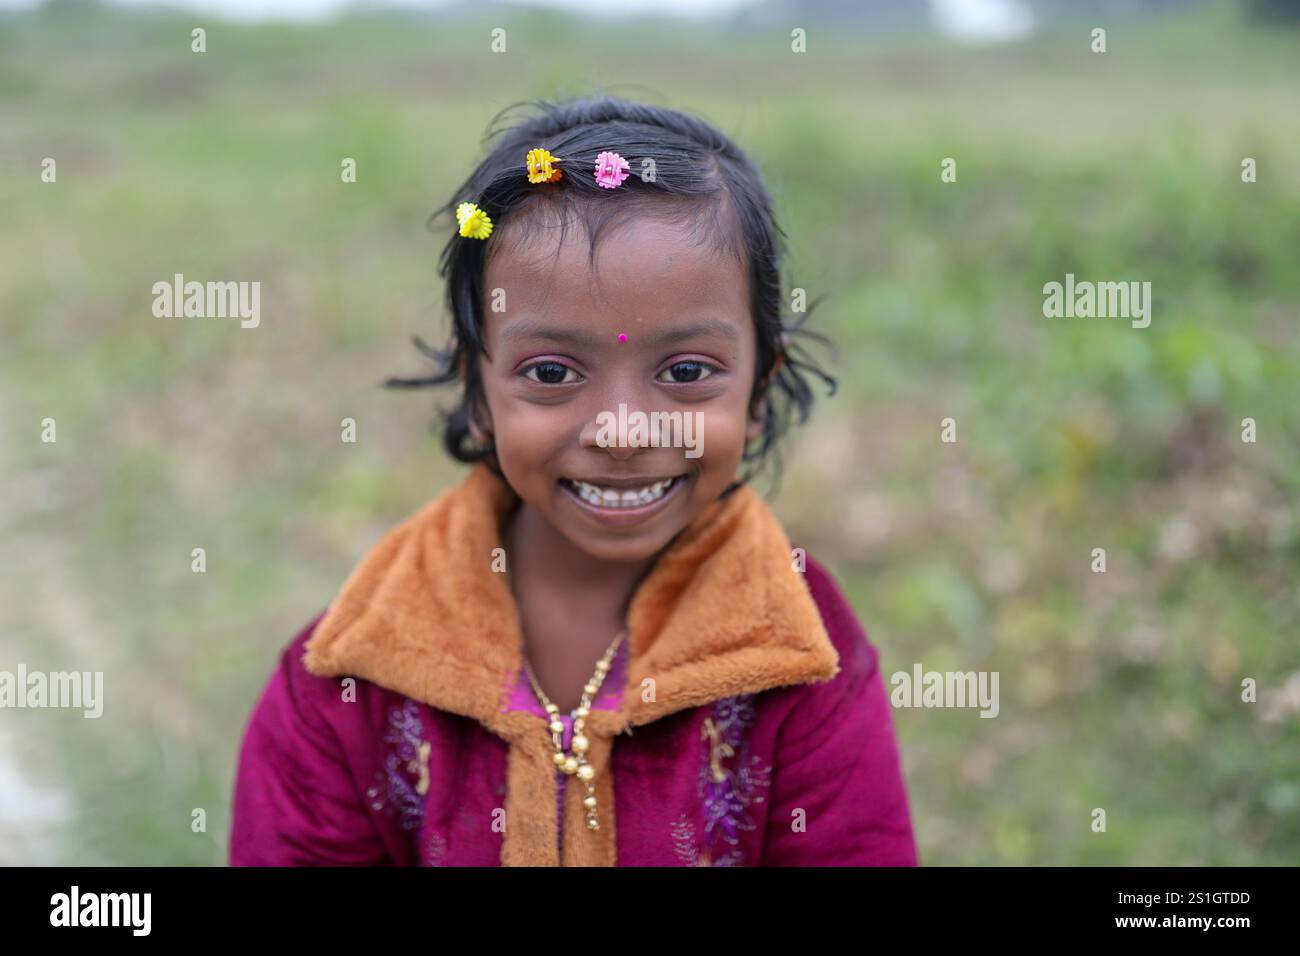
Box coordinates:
[594,151,631,189]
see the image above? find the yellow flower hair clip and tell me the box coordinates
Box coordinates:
[525,147,563,184]
[456,201,493,240]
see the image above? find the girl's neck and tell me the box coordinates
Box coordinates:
[502,501,658,617]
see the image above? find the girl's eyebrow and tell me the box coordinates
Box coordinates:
[501,317,740,349]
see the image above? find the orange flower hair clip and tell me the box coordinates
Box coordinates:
[526,147,563,184]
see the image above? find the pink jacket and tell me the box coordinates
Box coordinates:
[229,465,917,866]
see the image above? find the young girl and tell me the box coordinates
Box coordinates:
[229,95,917,866]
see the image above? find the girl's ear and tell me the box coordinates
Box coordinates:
[745,394,768,442]
[745,352,782,441]
[468,394,495,445]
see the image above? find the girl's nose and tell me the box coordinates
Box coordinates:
[578,401,650,460]
[601,441,641,462]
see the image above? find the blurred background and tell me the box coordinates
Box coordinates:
[1,0,1297,865]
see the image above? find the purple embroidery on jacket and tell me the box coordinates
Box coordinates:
[686,693,772,866]
[423,831,447,866]
[672,814,700,865]
[365,698,431,832]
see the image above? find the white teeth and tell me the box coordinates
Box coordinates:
[568,478,677,509]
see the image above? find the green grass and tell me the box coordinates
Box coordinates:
[0,1,1297,865]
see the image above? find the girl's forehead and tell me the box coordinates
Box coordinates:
[484,215,748,317]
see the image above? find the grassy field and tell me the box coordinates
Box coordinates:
[1,1,1297,865]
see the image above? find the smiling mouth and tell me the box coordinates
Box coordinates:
[558,475,688,510]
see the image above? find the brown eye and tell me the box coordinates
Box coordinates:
[524,362,578,385]
[658,361,713,384]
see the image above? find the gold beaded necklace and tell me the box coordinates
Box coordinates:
[522,629,626,832]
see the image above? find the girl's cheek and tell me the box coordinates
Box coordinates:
[690,410,742,464]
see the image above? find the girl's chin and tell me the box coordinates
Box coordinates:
[568,537,674,565]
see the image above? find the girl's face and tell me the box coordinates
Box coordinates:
[478,212,763,564]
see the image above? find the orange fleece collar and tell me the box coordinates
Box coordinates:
[301,463,840,865]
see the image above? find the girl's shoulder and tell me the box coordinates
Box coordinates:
[799,550,880,682]
[248,610,409,750]
[750,548,884,738]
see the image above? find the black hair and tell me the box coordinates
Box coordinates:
[386,93,836,493]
